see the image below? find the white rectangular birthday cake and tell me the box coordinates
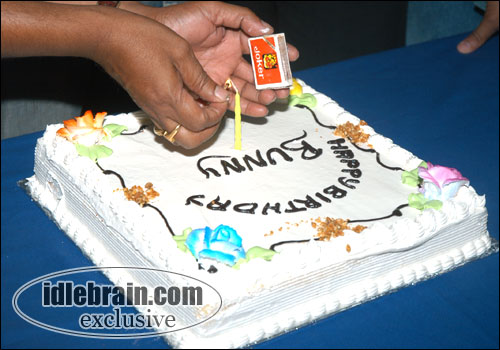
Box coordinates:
[26,80,493,348]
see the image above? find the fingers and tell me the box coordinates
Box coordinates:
[238,84,275,108]
[232,58,277,105]
[227,76,269,117]
[274,88,292,99]
[457,2,499,54]
[174,87,228,131]
[457,24,496,53]
[287,42,300,62]
[233,57,255,83]
[152,115,222,150]
[172,44,229,130]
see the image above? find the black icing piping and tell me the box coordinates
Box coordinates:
[95,160,175,237]
[351,143,405,172]
[270,239,317,251]
[349,204,409,223]
[296,104,336,130]
[267,104,408,251]
[121,124,148,136]
[96,162,126,188]
[269,203,410,251]
[143,203,175,236]
[297,103,405,172]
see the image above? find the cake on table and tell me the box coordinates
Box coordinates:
[26,79,494,348]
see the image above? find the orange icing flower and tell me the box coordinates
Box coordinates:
[57,110,108,146]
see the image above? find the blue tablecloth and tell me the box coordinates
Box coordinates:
[2,33,498,349]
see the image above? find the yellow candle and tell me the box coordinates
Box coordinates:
[234,91,242,150]
[224,78,242,150]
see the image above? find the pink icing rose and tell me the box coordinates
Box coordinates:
[418,163,469,201]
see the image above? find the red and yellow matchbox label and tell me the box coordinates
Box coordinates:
[248,33,292,90]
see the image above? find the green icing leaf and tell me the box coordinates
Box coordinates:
[233,259,246,270]
[401,168,421,187]
[246,246,277,261]
[75,144,113,162]
[233,246,277,270]
[402,161,429,187]
[73,124,127,160]
[173,228,192,253]
[408,193,442,211]
[103,124,128,141]
[288,93,317,108]
[423,200,443,210]
[408,193,426,210]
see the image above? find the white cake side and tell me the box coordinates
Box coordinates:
[26,80,492,348]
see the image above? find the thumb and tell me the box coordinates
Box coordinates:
[457,17,498,54]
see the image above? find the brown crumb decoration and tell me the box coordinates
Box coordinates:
[123,183,159,207]
[334,120,370,145]
[352,225,365,233]
[346,244,351,253]
[265,230,275,237]
[315,217,366,241]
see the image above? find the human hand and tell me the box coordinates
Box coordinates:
[457,1,499,54]
[121,1,300,117]
[92,9,230,149]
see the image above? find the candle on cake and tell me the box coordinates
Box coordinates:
[225,78,242,150]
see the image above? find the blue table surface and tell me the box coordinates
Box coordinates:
[2,33,498,349]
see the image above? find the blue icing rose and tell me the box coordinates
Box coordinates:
[185,225,246,266]
[184,227,209,259]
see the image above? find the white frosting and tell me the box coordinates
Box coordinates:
[27,80,492,348]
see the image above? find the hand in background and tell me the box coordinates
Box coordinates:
[121,1,300,117]
[457,1,499,54]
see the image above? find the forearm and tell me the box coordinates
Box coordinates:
[1,1,113,59]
